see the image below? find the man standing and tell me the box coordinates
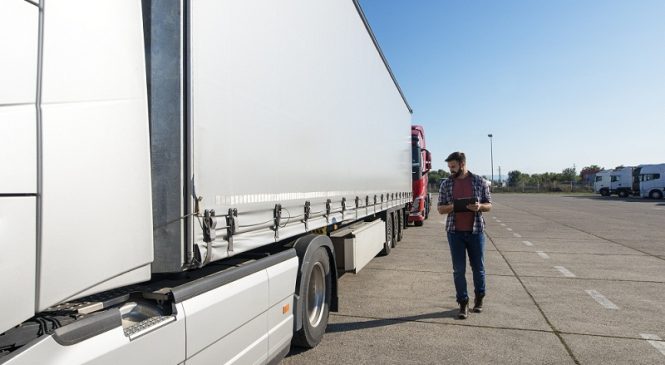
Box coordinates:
[438,152,492,319]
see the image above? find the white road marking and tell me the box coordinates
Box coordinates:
[585,289,619,309]
[500,223,506,227]
[555,266,576,277]
[506,227,513,231]
[496,220,502,223]
[492,216,497,219]
[523,241,533,246]
[513,233,522,238]
[640,334,665,356]
[536,251,550,259]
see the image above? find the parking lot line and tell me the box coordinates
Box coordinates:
[513,233,522,238]
[554,266,576,277]
[523,240,533,246]
[536,251,550,259]
[506,227,513,231]
[585,289,619,310]
[500,223,506,226]
[496,220,502,222]
[640,334,665,356]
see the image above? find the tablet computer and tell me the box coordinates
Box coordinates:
[453,197,478,212]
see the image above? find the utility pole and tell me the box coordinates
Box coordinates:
[488,134,494,183]
[498,166,502,186]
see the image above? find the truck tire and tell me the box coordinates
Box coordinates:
[391,212,398,247]
[380,214,394,255]
[649,190,663,199]
[414,219,423,227]
[396,210,404,242]
[424,195,430,219]
[292,247,332,348]
[600,188,610,197]
[618,190,629,198]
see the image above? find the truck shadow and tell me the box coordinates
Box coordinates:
[287,310,458,356]
[326,309,459,333]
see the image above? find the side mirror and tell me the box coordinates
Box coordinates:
[423,149,432,173]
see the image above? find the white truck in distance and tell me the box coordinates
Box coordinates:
[594,170,611,196]
[595,167,634,198]
[609,166,634,198]
[637,164,665,199]
[0,1,413,364]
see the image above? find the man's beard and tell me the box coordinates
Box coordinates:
[451,169,462,178]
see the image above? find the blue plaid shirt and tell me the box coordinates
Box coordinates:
[438,172,491,233]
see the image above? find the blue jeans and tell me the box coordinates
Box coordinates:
[447,231,486,303]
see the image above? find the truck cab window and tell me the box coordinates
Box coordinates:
[412,144,422,180]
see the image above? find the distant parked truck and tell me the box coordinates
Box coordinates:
[594,170,612,196]
[637,164,665,199]
[609,166,635,197]
[595,167,636,197]
[408,125,432,226]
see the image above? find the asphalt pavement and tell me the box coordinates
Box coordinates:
[283,193,665,364]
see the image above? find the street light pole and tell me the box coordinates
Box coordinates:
[488,134,494,183]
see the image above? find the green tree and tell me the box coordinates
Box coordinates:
[580,165,602,185]
[528,173,543,186]
[561,167,577,182]
[427,169,450,191]
[428,169,450,183]
[507,170,523,187]
[580,165,602,178]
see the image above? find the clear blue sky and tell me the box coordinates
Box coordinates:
[359,0,665,177]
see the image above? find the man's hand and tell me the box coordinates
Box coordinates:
[466,201,481,212]
[467,203,492,213]
[438,204,453,215]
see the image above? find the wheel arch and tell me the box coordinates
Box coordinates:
[291,234,339,332]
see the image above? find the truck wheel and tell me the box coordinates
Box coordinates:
[292,247,331,348]
[618,190,628,198]
[380,214,393,255]
[391,212,398,247]
[600,189,610,197]
[414,220,423,227]
[650,190,663,199]
[396,211,403,242]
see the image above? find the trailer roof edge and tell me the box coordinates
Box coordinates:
[352,0,413,114]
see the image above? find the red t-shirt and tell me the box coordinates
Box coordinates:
[452,174,474,231]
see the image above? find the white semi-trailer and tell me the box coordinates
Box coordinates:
[0,0,412,363]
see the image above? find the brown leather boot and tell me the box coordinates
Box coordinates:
[473,294,484,313]
[458,300,469,319]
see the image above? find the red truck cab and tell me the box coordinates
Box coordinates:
[409,125,432,226]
